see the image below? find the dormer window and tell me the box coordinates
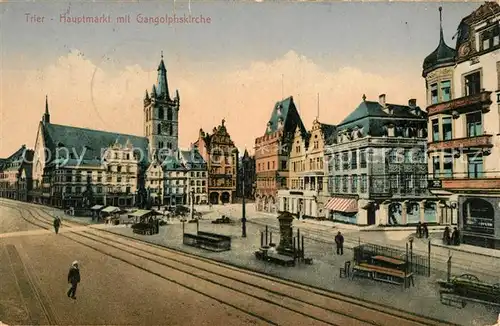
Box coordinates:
[277,104,282,115]
[277,118,284,129]
[267,121,273,133]
[387,124,395,137]
[480,25,500,51]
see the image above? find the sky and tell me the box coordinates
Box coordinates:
[0,1,484,157]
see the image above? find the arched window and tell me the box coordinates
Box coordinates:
[157,123,162,134]
[167,142,172,149]
[158,107,164,120]
[167,108,173,121]
[145,111,149,122]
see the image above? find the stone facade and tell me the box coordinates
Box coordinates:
[194,119,238,204]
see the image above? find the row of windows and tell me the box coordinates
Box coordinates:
[329,174,426,194]
[429,71,482,107]
[145,107,173,122]
[257,160,287,172]
[56,185,131,194]
[54,174,134,183]
[291,157,324,172]
[431,111,482,142]
[256,178,286,188]
[289,177,324,191]
[330,175,368,193]
[431,153,484,179]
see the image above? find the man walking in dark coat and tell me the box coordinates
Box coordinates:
[67,261,80,299]
[335,231,344,255]
[53,216,61,234]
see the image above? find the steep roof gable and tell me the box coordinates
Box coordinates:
[265,96,306,138]
[43,123,149,166]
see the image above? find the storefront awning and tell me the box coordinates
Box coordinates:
[101,206,120,213]
[324,197,358,213]
[91,205,104,210]
[128,209,153,218]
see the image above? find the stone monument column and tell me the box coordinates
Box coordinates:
[277,211,294,251]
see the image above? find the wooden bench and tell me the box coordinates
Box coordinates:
[255,250,295,267]
[351,263,414,289]
[183,232,231,252]
[437,277,500,308]
[440,289,466,308]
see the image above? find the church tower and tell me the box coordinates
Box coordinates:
[143,52,180,161]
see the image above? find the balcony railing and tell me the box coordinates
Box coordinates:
[427,90,492,117]
[428,134,493,152]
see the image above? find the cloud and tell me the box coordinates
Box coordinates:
[0,49,425,157]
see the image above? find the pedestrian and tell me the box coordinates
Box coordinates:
[334,231,344,255]
[443,226,451,245]
[416,222,422,238]
[67,261,80,299]
[422,222,429,239]
[451,227,460,246]
[53,216,61,234]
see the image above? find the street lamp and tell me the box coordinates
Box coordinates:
[241,155,247,238]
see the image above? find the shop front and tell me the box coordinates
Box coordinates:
[459,196,500,249]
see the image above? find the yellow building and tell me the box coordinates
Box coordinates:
[278,119,336,218]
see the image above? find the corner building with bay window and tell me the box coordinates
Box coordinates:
[424,4,500,249]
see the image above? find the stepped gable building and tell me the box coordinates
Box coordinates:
[324,94,435,226]
[278,118,336,219]
[194,119,238,204]
[424,3,500,249]
[254,96,306,213]
[143,52,181,162]
[0,145,34,202]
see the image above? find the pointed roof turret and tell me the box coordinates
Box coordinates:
[422,7,456,77]
[156,51,170,100]
[42,95,50,124]
[144,89,150,100]
[151,84,157,98]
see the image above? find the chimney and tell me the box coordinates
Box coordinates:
[379,94,386,106]
[408,99,417,108]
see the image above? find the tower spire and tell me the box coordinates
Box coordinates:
[439,7,444,43]
[156,51,170,100]
[43,95,50,124]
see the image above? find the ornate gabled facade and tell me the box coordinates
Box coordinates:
[0,145,34,202]
[324,94,435,226]
[194,119,238,204]
[143,53,181,162]
[254,96,306,213]
[278,119,336,219]
[424,3,500,249]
